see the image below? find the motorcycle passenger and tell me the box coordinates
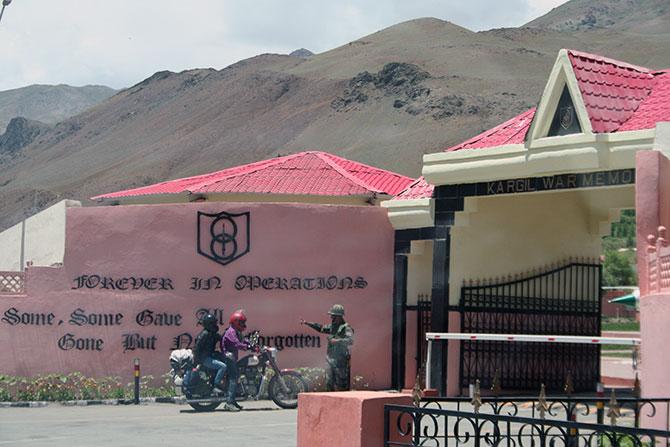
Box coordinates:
[221,309,250,411]
[193,313,227,396]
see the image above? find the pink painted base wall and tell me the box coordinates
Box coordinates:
[640,294,670,430]
[404,309,418,388]
[297,391,412,447]
[0,202,395,388]
[446,311,461,396]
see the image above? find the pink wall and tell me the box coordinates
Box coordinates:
[403,310,418,389]
[636,151,670,295]
[640,294,670,430]
[297,391,412,447]
[0,202,395,388]
[636,150,670,428]
[446,311,461,396]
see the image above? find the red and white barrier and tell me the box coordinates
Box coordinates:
[424,332,640,389]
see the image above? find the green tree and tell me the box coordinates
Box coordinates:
[603,250,637,286]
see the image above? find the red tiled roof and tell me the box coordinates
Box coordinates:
[619,71,670,131]
[445,50,670,152]
[393,177,434,200]
[446,108,536,152]
[567,49,657,133]
[92,151,414,200]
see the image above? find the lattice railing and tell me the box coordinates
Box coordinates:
[647,226,670,293]
[0,271,25,294]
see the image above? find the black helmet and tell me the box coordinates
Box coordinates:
[201,314,218,331]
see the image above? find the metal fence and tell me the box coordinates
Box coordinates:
[384,403,670,447]
[420,394,670,430]
[460,260,602,392]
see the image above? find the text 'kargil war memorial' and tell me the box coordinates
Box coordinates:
[2,48,670,409]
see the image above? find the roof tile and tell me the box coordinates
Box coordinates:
[393,177,435,200]
[444,50,669,152]
[92,151,414,200]
[567,49,656,133]
[446,108,536,152]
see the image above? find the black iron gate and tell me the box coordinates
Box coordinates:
[459,260,601,392]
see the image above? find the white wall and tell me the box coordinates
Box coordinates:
[407,240,433,306]
[0,199,81,271]
[0,222,23,271]
[448,187,634,305]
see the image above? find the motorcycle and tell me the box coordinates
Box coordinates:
[169,331,308,412]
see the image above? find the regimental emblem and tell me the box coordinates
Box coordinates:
[197,211,250,266]
[559,105,574,129]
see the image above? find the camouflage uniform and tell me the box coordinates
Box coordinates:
[304,305,354,391]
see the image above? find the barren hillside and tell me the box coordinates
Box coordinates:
[0,84,116,130]
[0,0,669,231]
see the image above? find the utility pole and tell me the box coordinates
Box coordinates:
[0,0,12,25]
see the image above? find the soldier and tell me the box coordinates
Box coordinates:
[301,304,354,391]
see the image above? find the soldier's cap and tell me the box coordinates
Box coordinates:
[328,304,345,316]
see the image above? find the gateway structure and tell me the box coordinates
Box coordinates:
[384,49,670,395]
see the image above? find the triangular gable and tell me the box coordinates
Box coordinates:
[527,49,592,142]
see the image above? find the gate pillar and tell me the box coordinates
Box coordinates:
[430,186,464,395]
[391,250,408,389]
[637,147,670,429]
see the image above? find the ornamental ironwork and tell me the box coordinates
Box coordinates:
[459,260,601,392]
[384,398,670,447]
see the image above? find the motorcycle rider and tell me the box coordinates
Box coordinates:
[221,309,250,411]
[301,304,354,391]
[193,313,227,396]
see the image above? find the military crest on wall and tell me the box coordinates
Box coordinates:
[559,105,574,129]
[197,211,250,266]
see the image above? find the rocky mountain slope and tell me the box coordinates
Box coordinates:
[0,84,116,130]
[526,0,670,33]
[0,117,50,157]
[0,0,669,230]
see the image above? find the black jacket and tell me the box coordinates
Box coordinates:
[193,328,219,365]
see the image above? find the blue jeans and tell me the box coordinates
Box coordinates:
[202,356,227,386]
[225,357,238,403]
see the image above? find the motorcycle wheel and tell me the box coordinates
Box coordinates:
[183,388,222,412]
[188,400,222,412]
[268,371,308,409]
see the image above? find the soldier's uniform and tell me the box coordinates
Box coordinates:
[304,304,354,391]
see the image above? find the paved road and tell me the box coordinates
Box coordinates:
[0,400,296,447]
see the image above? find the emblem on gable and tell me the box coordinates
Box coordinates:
[197,211,250,266]
[559,105,574,129]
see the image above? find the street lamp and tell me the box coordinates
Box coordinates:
[0,0,12,25]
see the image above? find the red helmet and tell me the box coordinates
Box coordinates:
[229,310,247,331]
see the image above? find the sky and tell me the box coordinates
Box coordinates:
[0,0,567,92]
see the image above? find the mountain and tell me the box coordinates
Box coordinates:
[0,0,669,230]
[0,84,116,130]
[0,117,50,156]
[289,48,314,58]
[525,0,670,33]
